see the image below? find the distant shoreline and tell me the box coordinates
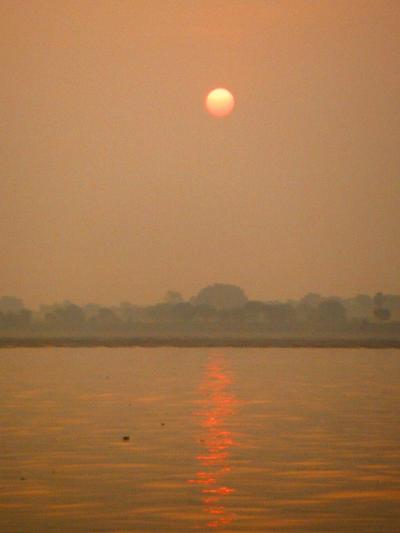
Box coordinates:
[1,337,400,349]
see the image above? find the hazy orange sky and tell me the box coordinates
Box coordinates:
[1,0,399,307]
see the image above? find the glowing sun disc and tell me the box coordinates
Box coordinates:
[206,88,235,117]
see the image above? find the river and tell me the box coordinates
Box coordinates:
[1,347,399,531]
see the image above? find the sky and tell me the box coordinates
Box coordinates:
[1,0,399,308]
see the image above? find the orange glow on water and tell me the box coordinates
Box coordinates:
[188,355,240,528]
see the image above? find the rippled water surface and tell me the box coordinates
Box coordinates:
[1,347,400,532]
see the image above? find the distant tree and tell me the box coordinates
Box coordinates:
[191,283,248,310]
[118,302,139,323]
[192,304,217,322]
[146,303,171,322]
[89,307,121,330]
[45,302,85,330]
[374,292,385,308]
[265,303,295,327]
[0,309,32,330]
[297,293,324,324]
[296,302,317,323]
[243,301,292,325]
[346,294,373,319]
[83,303,101,319]
[17,309,32,329]
[317,299,347,325]
[353,294,373,307]
[244,301,267,320]
[170,302,195,321]
[374,307,391,321]
[385,294,400,309]
[0,296,24,314]
[373,292,391,321]
[301,293,323,308]
[164,291,184,305]
[146,302,194,323]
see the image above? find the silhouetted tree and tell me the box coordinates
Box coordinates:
[374,307,391,321]
[244,301,267,321]
[373,292,391,321]
[146,302,195,323]
[191,283,248,310]
[266,303,295,327]
[296,302,317,323]
[45,303,85,330]
[83,303,101,319]
[301,293,323,307]
[374,292,384,308]
[317,299,347,325]
[146,303,171,322]
[0,296,24,314]
[346,294,373,319]
[0,309,32,330]
[192,304,217,322]
[118,302,139,324]
[164,291,184,304]
[170,302,195,321]
[89,307,121,330]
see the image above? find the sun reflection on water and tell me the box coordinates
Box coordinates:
[188,354,239,528]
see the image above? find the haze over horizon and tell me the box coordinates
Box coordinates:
[2,0,399,308]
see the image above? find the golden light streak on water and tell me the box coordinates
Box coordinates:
[188,355,240,528]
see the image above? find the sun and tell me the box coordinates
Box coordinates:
[205,88,235,118]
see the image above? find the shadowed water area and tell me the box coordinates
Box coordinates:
[1,348,400,532]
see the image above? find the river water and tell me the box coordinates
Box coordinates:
[1,347,400,532]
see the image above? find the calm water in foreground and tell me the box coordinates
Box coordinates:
[1,348,400,532]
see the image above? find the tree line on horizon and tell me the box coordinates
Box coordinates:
[0,284,399,335]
